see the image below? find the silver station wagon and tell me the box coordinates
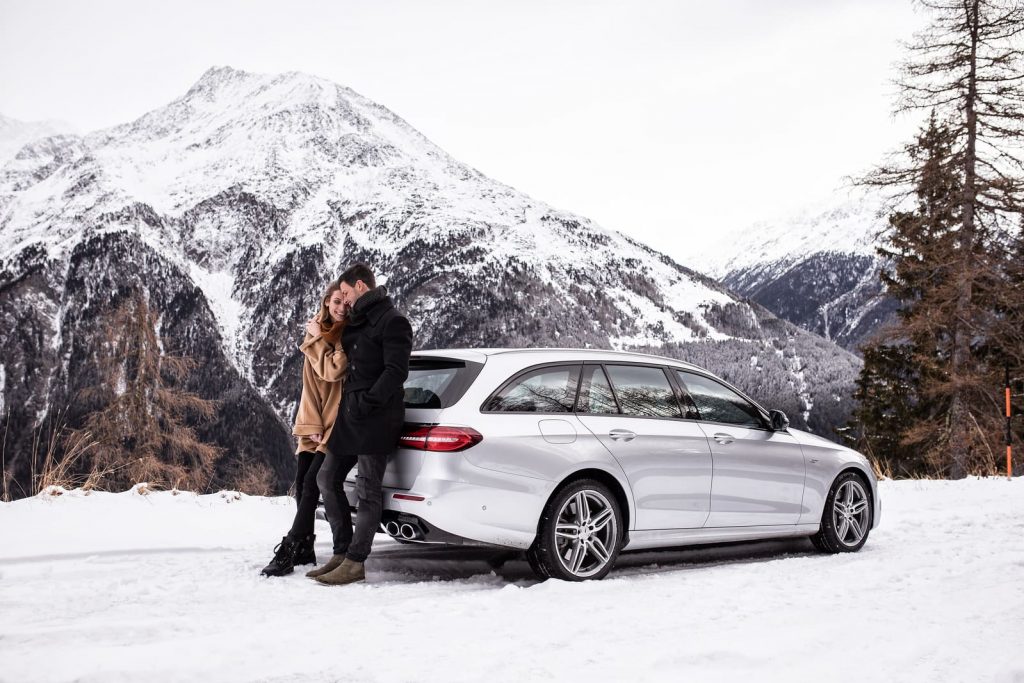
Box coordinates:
[344,348,880,581]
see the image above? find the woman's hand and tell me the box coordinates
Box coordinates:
[305,318,320,337]
[310,433,321,444]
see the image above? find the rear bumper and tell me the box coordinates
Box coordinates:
[344,459,555,550]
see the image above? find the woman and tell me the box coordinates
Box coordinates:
[260,281,348,577]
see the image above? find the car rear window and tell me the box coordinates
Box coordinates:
[404,358,484,408]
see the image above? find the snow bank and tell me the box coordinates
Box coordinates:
[1,479,1022,682]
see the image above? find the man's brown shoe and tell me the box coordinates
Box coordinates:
[305,554,345,578]
[314,558,365,585]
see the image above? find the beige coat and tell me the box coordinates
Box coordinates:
[292,305,348,454]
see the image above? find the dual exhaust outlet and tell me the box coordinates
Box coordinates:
[384,520,421,540]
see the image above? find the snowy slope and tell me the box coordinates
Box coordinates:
[688,193,886,279]
[1,478,1021,682]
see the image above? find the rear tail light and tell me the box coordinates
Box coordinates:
[392,493,426,502]
[400,425,483,452]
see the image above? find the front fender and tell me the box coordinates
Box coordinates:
[790,430,880,529]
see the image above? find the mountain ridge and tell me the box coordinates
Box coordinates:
[690,193,898,351]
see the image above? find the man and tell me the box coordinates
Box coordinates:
[307,263,413,585]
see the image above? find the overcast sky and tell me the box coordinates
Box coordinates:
[0,0,927,264]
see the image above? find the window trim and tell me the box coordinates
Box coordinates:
[573,364,621,415]
[479,362,583,415]
[479,358,776,431]
[664,367,701,420]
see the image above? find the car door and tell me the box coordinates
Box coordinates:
[575,363,713,530]
[676,370,805,527]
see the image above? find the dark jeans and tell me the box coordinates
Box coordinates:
[287,450,325,539]
[316,451,387,562]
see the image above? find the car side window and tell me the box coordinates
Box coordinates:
[604,365,681,418]
[575,365,619,414]
[484,365,581,413]
[677,371,765,428]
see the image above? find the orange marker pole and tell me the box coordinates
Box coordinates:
[1007,367,1013,480]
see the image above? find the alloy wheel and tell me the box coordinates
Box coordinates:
[554,489,618,578]
[832,479,870,547]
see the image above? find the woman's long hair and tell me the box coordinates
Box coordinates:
[319,280,346,344]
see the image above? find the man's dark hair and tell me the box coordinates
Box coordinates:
[339,263,376,290]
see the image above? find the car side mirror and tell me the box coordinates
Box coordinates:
[769,409,790,432]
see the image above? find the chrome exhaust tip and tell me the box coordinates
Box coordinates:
[385,521,401,536]
[399,523,416,540]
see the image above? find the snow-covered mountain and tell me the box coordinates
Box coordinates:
[0,114,74,165]
[687,195,897,351]
[0,67,861,495]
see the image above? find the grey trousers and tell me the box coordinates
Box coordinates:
[316,451,388,563]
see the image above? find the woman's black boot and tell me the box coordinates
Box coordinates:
[260,536,298,577]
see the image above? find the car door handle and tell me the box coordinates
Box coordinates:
[609,429,636,442]
[713,433,734,445]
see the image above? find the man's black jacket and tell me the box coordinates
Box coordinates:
[327,286,413,457]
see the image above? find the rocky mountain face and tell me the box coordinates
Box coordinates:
[0,114,73,165]
[0,67,862,497]
[724,252,899,352]
[689,197,898,352]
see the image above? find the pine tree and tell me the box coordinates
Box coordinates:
[849,344,924,476]
[74,293,223,491]
[859,0,1024,477]
[853,116,963,475]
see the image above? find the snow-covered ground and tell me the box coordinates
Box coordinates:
[2,479,1022,683]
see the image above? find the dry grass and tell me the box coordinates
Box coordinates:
[3,400,273,499]
[17,407,171,497]
[36,429,98,493]
[27,408,105,495]
[871,456,894,481]
[226,455,276,497]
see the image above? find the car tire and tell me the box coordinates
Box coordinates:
[810,471,873,554]
[527,479,624,581]
[525,544,551,579]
